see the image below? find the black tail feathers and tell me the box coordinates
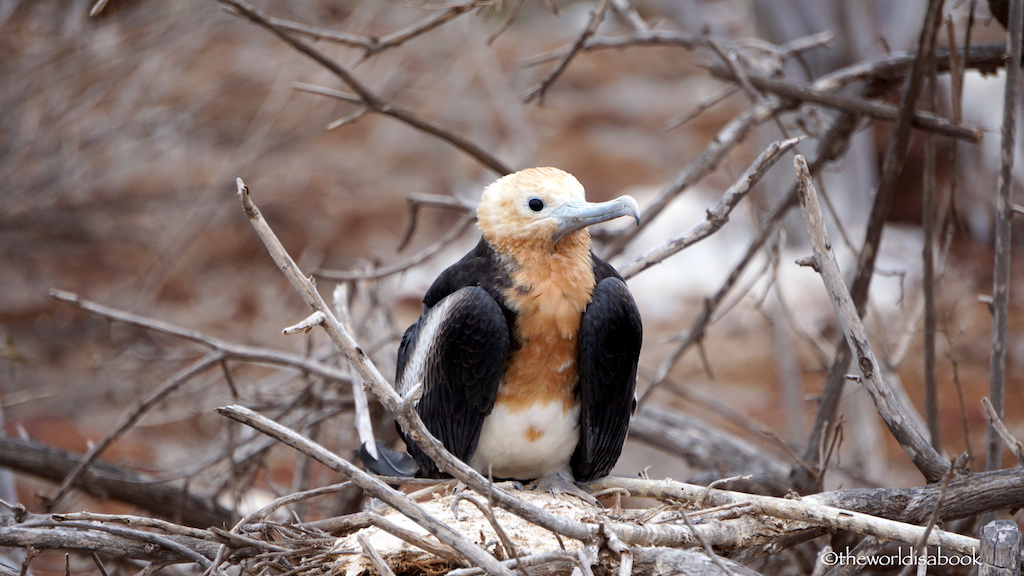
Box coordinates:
[357,441,420,477]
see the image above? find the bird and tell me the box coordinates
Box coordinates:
[362,166,642,486]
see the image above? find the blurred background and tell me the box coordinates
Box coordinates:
[1,0,1023,549]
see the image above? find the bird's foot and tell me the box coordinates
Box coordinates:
[532,472,601,506]
[493,479,525,492]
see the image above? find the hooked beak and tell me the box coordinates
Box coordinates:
[551,195,640,245]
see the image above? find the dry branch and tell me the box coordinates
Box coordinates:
[49,289,355,387]
[703,64,982,141]
[0,516,222,566]
[217,0,512,176]
[266,1,481,58]
[621,136,800,279]
[628,405,791,496]
[0,437,231,529]
[316,213,476,282]
[982,397,1024,467]
[588,477,983,556]
[987,0,1023,475]
[43,352,225,512]
[521,0,610,104]
[217,404,516,576]
[794,154,949,482]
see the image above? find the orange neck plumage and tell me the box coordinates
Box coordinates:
[495,230,595,413]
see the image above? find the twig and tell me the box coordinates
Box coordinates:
[663,85,740,131]
[18,519,221,572]
[676,510,733,576]
[606,98,787,258]
[453,494,527,575]
[43,352,225,511]
[317,212,476,281]
[447,550,576,576]
[922,52,941,453]
[588,477,981,556]
[0,436,231,529]
[521,0,610,104]
[0,520,220,567]
[637,135,806,404]
[281,312,325,335]
[51,512,215,541]
[332,284,377,459]
[89,553,109,576]
[88,0,109,17]
[49,289,355,387]
[793,154,949,482]
[487,0,525,45]
[895,469,952,576]
[604,32,837,259]
[267,1,481,58]
[982,397,1024,466]
[704,34,793,141]
[356,533,398,576]
[703,63,982,142]
[987,0,1022,475]
[394,192,477,252]
[621,136,800,279]
[365,513,464,563]
[217,0,512,176]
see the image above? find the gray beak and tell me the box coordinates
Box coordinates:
[551,195,641,245]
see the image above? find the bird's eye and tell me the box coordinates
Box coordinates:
[528,198,545,212]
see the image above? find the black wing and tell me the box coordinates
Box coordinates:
[397,285,510,478]
[571,267,642,482]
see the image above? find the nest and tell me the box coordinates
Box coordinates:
[330,488,600,576]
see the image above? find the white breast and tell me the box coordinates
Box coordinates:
[469,401,580,480]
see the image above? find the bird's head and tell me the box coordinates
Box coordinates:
[476,167,640,252]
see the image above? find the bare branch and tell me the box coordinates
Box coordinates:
[317,213,476,281]
[521,0,610,104]
[794,154,949,482]
[49,289,355,387]
[43,353,225,511]
[982,397,1024,467]
[987,0,1022,475]
[264,1,482,58]
[589,477,980,555]
[621,136,801,279]
[703,64,983,142]
[217,0,513,176]
[0,437,231,529]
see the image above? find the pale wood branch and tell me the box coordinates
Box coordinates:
[793,154,949,482]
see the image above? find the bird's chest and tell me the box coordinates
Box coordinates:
[473,248,595,479]
[498,255,595,412]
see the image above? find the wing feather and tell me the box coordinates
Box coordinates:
[571,275,642,481]
[397,286,509,478]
